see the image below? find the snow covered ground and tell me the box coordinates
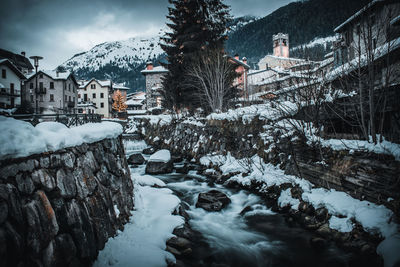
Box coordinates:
[0,116,122,160]
[199,153,400,266]
[94,164,184,267]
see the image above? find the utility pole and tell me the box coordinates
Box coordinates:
[29,56,43,114]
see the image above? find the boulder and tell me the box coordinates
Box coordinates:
[127,153,145,165]
[175,164,189,174]
[166,236,191,250]
[145,150,173,174]
[196,190,231,211]
[142,147,155,155]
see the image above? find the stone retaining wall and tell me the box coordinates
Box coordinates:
[0,136,133,267]
[135,117,400,217]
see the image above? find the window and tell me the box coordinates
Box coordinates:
[30,95,34,103]
[1,69,6,78]
[100,102,104,108]
[100,93,104,98]
[50,94,54,102]
[72,86,75,93]
[10,83,14,94]
[78,93,81,98]
[50,82,54,89]
[40,95,43,102]
[30,83,33,89]
[92,93,96,99]
[73,97,75,103]
[69,84,71,91]
[91,84,96,89]
[69,96,71,102]
[373,38,377,49]
[39,82,43,89]
[65,95,67,101]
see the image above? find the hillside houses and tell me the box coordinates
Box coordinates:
[77,78,132,118]
[0,59,26,109]
[23,70,78,114]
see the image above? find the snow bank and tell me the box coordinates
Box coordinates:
[134,115,174,126]
[329,216,354,233]
[94,170,183,267]
[0,116,123,160]
[278,189,300,210]
[149,149,171,163]
[200,152,400,266]
[320,137,400,161]
[302,188,398,238]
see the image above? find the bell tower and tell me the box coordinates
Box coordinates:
[273,33,289,58]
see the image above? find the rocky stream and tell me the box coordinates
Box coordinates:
[95,139,382,267]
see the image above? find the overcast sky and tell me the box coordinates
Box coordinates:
[0,0,293,69]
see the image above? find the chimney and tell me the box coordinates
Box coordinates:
[242,57,247,64]
[234,54,239,60]
[21,51,26,57]
[146,61,153,70]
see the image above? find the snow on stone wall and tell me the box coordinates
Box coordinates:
[0,116,123,160]
[0,136,133,266]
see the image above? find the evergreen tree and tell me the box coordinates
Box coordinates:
[160,0,231,110]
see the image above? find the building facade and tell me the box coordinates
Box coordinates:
[0,59,26,109]
[78,79,113,118]
[141,62,167,109]
[23,70,78,114]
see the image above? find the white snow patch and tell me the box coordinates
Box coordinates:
[0,116,122,160]
[149,150,171,163]
[278,189,300,210]
[329,216,354,233]
[94,168,184,267]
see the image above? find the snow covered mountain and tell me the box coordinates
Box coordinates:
[61,36,163,72]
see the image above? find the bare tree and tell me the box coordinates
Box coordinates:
[184,48,238,113]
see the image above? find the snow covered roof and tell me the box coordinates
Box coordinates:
[80,78,112,88]
[229,56,250,69]
[327,36,400,81]
[0,59,26,79]
[260,54,305,62]
[128,92,146,100]
[113,83,130,90]
[141,66,168,74]
[126,99,145,106]
[26,70,74,82]
[334,0,384,32]
[99,80,112,87]
[127,109,147,115]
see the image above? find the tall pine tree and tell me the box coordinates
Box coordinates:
[160,0,231,110]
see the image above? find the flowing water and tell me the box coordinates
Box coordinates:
[124,140,353,267]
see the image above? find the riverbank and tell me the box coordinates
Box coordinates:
[127,110,400,266]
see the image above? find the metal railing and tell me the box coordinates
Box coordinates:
[11,113,102,127]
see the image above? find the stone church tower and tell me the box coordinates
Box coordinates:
[273,33,289,58]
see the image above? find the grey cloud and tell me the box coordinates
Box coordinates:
[0,0,292,69]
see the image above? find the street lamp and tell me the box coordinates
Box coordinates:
[29,56,43,114]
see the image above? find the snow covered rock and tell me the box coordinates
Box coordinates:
[127,153,145,165]
[196,190,231,212]
[145,150,173,174]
